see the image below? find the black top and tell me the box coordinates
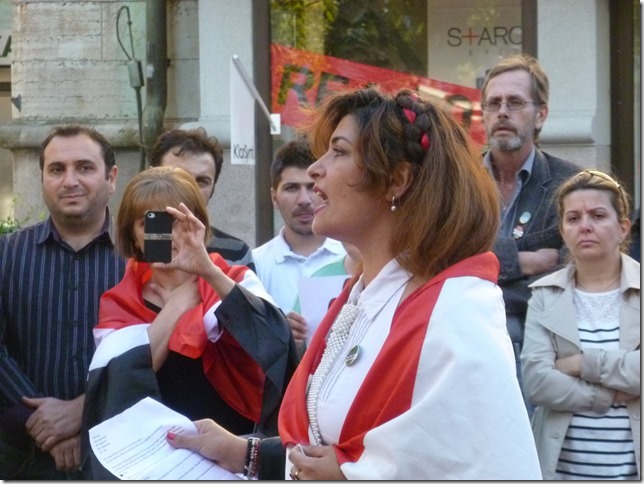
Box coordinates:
[208,226,256,272]
[145,299,256,435]
[157,352,255,434]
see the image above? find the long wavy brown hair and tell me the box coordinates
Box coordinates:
[302,87,500,279]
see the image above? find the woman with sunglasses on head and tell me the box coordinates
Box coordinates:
[166,87,541,480]
[521,169,640,480]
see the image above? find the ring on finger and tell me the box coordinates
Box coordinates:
[290,468,302,480]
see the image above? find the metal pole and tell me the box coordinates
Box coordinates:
[252,0,274,246]
[142,0,168,167]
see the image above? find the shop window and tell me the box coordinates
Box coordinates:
[270,0,521,148]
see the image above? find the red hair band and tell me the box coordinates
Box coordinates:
[402,106,430,152]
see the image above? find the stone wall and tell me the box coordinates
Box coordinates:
[0,0,259,249]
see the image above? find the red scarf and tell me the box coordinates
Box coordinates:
[278,252,500,464]
[97,253,265,422]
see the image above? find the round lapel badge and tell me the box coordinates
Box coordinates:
[345,345,360,366]
[519,211,531,225]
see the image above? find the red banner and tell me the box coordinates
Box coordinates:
[271,44,485,147]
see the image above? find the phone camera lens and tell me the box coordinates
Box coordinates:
[147,212,155,219]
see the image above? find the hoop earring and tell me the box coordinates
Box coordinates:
[390,196,398,212]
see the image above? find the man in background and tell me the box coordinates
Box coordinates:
[150,127,255,271]
[252,138,345,347]
[480,53,581,410]
[0,125,125,479]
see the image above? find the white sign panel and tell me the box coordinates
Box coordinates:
[230,56,256,165]
[298,275,349,344]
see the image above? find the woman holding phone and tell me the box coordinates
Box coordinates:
[81,166,298,478]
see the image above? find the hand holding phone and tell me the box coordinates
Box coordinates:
[144,210,173,263]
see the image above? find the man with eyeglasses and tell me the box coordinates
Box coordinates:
[480,53,581,413]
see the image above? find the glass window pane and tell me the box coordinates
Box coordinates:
[427,0,521,88]
[270,0,522,148]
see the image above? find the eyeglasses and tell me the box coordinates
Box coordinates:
[481,99,537,112]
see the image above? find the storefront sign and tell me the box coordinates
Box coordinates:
[271,44,485,147]
[426,1,521,88]
[447,26,522,47]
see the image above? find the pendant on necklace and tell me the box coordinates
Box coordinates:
[345,345,360,366]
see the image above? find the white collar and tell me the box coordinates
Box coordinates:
[349,258,413,322]
[273,227,346,263]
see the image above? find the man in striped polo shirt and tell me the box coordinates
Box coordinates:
[0,125,126,479]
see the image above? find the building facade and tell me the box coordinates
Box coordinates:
[0,0,640,246]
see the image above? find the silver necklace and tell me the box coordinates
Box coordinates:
[576,274,620,293]
[306,302,360,446]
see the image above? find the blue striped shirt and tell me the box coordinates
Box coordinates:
[0,213,125,406]
[555,289,638,479]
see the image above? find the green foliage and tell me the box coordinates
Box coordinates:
[0,195,42,235]
[326,0,428,75]
[0,213,20,235]
[270,0,427,75]
[271,0,340,52]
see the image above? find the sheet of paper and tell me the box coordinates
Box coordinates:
[298,275,349,343]
[89,397,241,480]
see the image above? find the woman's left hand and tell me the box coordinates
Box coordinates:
[288,444,345,480]
[167,419,247,475]
[613,390,638,403]
[160,203,211,276]
[555,354,582,377]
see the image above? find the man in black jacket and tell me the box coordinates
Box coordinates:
[480,54,581,412]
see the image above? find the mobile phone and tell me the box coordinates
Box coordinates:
[144,210,173,263]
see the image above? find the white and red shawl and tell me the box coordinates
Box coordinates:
[278,252,542,480]
[94,253,265,422]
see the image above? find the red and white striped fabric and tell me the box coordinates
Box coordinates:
[93,253,268,422]
[279,252,542,480]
